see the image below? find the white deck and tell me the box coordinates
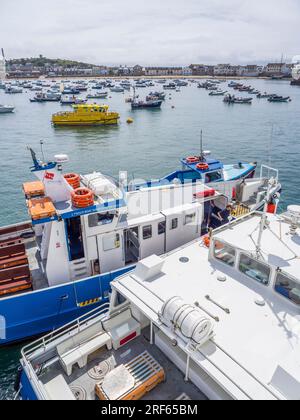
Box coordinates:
[112,213,300,400]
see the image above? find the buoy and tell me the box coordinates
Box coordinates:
[127,118,134,124]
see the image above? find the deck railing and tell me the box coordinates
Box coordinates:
[21,302,110,362]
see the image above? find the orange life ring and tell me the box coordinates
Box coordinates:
[71,188,94,208]
[64,173,80,189]
[186,156,200,164]
[203,236,211,248]
[196,162,209,171]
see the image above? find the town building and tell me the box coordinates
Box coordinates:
[189,64,214,76]
[263,63,291,77]
[236,65,263,77]
[144,67,185,76]
[213,64,238,76]
[132,65,145,76]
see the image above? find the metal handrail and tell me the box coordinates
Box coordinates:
[260,165,279,182]
[21,302,110,360]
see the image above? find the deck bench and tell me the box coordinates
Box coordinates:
[57,330,112,377]
[43,375,76,400]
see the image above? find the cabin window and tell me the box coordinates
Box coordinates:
[88,212,114,228]
[103,233,121,251]
[205,171,223,183]
[239,254,270,285]
[158,221,166,235]
[184,213,196,225]
[143,225,152,240]
[170,218,178,230]
[213,240,236,267]
[113,291,128,307]
[275,272,300,305]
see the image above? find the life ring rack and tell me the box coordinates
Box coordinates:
[71,188,94,208]
[64,173,81,189]
[185,156,200,164]
[196,162,209,171]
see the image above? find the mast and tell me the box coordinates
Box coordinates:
[0,49,6,81]
[200,130,204,161]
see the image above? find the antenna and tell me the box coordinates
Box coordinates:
[269,125,274,168]
[40,140,45,162]
[1,49,4,60]
[200,130,204,161]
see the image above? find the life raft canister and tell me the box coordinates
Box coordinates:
[64,173,80,189]
[196,162,209,171]
[71,188,94,208]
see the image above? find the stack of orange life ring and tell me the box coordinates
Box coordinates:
[196,162,209,171]
[71,188,94,208]
[64,173,80,189]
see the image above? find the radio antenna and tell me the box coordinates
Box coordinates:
[200,130,204,160]
[40,140,45,162]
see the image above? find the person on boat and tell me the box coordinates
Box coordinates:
[209,202,233,228]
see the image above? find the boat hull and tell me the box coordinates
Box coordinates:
[0,107,14,114]
[0,266,133,345]
[52,119,119,126]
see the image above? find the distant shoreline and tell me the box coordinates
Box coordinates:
[5,75,293,81]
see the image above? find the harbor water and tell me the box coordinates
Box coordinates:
[0,78,300,399]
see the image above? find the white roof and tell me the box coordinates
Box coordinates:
[215,213,300,280]
[112,212,300,400]
[126,183,219,220]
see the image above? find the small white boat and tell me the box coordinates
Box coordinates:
[0,104,14,113]
[86,92,108,99]
[61,95,87,105]
[5,86,23,94]
[110,86,124,93]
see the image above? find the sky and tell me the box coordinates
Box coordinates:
[1,0,299,65]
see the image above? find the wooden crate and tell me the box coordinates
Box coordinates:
[95,351,165,401]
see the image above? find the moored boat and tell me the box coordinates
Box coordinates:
[18,200,300,401]
[30,92,61,103]
[86,92,108,99]
[0,104,14,113]
[0,146,280,345]
[268,95,291,103]
[224,94,253,104]
[52,104,119,126]
[209,90,227,96]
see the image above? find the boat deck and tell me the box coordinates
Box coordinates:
[39,328,207,401]
[25,238,48,291]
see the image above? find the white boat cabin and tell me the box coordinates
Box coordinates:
[22,154,227,291]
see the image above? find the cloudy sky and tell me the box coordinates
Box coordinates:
[1,0,299,65]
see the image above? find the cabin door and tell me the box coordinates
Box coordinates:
[65,216,85,261]
[124,227,140,264]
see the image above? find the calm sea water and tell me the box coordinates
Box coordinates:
[0,78,299,399]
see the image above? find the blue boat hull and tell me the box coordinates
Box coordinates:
[0,266,134,346]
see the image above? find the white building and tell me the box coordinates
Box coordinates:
[0,56,6,80]
[236,65,262,77]
[264,63,290,76]
[213,64,237,76]
[144,67,184,76]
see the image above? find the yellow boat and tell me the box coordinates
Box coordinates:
[52,104,120,126]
